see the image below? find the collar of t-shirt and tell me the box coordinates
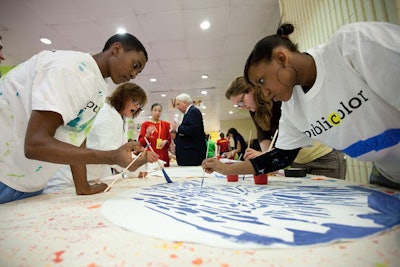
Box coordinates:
[184,104,193,115]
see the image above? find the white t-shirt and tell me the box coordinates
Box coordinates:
[44,103,125,193]
[275,22,400,181]
[0,50,107,192]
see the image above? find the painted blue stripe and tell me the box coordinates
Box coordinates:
[342,128,400,157]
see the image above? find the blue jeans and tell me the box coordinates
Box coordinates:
[369,165,400,190]
[0,182,43,204]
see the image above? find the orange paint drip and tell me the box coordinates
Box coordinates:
[170,254,178,259]
[311,177,325,180]
[87,263,101,267]
[53,250,65,263]
[87,203,101,209]
[192,258,203,265]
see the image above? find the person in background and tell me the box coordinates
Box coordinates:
[171,93,206,166]
[45,82,152,193]
[0,33,158,204]
[216,132,231,156]
[206,133,216,158]
[226,128,247,161]
[168,129,177,164]
[203,22,399,189]
[139,103,171,167]
[226,76,346,179]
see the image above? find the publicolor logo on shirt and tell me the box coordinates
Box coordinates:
[303,90,369,138]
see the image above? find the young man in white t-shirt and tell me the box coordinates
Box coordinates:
[0,33,159,203]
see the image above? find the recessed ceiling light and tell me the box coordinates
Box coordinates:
[201,74,208,79]
[40,38,52,45]
[174,114,179,117]
[201,90,207,95]
[229,111,233,114]
[161,93,166,97]
[200,20,211,30]
[117,28,126,34]
[150,78,157,82]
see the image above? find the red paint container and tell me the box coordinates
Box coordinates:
[227,174,239,182]
[253,174,268,185]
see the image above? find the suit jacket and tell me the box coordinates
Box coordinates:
[174,105,206,166]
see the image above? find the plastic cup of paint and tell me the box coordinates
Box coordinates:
[253,173,268,185]
[225,161,238,182]
[227,174,239,182]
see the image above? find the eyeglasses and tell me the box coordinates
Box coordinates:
[236,93,246,109]
[131,107,143,117]
[131,102,144,117]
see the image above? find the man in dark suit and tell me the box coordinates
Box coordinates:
[171,93,206,166]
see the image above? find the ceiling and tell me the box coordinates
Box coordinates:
[0,0,281,131]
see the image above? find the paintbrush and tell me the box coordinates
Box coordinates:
[104,151,143,192]
[268,129,279,152]
[248,130,252,150]
[241,130,252,179]
[144,137,172,183]
[201,135,211,187]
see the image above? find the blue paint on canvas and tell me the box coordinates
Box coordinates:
[129,179,400,247]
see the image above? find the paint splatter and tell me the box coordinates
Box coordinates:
[192,258,203,265]
[87,204,101,209]
[2,147,10,157]
[35,166,43,172]
[78,62,87,72]
[53,250,65,263]
[160,242,183,250]
[7,173,24,178]
[311,177,325,180]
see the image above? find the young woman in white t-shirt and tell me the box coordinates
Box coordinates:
[203,22,400,189]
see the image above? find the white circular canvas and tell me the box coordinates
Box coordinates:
[101,177,400,249]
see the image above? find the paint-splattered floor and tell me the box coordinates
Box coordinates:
[1,167,399,267]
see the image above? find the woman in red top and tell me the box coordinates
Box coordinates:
[217,132,231,156]
[139,103,171,167]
